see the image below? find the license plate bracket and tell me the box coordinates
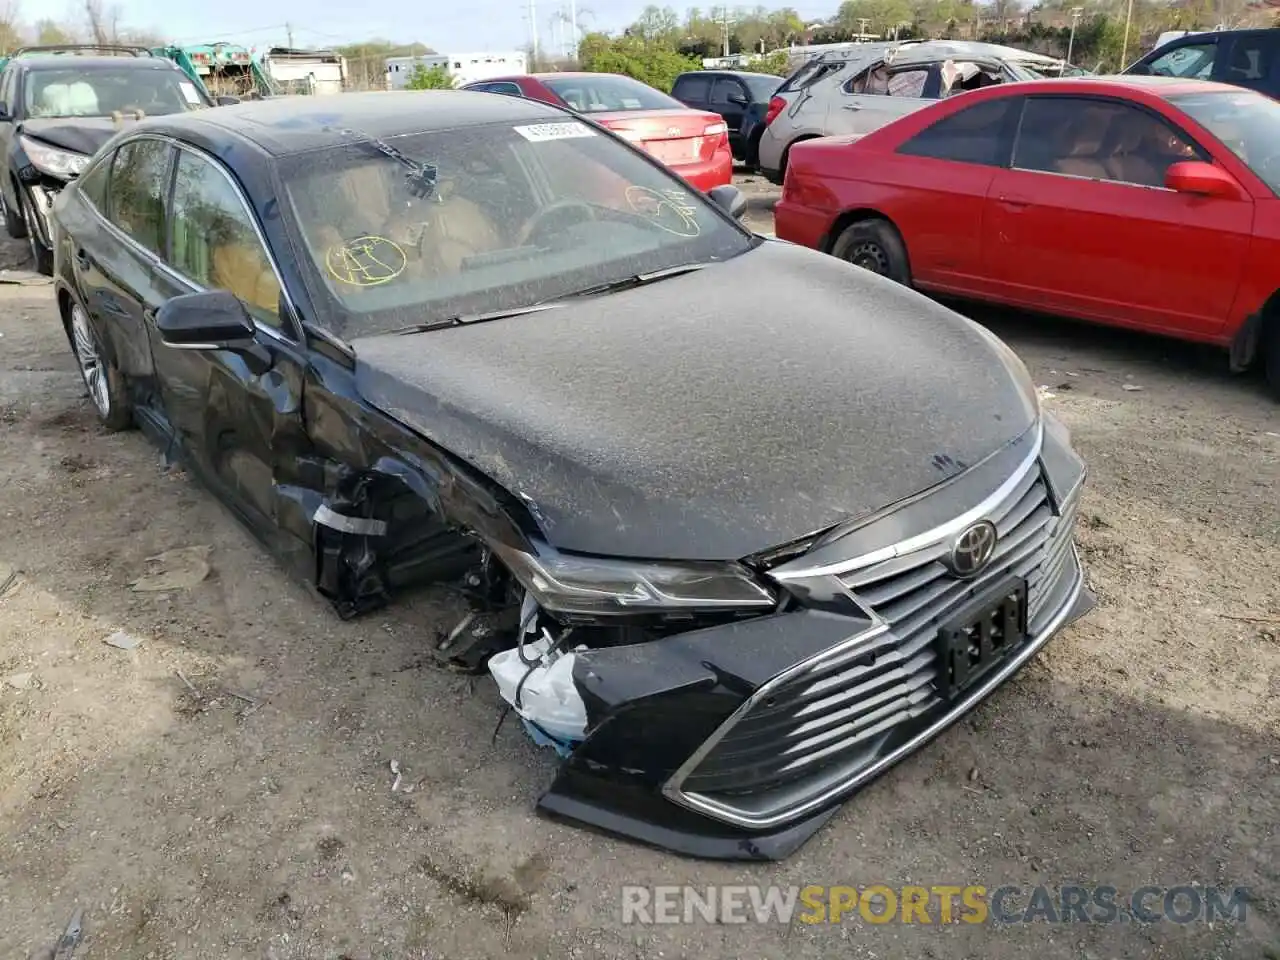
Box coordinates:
[934,576,1028,701]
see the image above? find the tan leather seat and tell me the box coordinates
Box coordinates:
[1104,123,1163,188]
[1055,109,1112,180]
[417,193,502,274]
[211,243,281,317]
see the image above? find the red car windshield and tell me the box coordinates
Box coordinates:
[542,75,682,113]
[1169,88,1280,195]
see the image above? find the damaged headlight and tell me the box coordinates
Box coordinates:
[20,136,89,179]
[490,542,777,617]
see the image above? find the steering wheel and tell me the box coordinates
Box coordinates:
[519,200,597,247]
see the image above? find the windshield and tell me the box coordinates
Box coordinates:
[278,119,754,338]
[25,67,204,118]
[1169,88,1280,195]
[541,75,682,112]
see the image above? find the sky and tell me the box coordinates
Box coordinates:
[104,0,837,57]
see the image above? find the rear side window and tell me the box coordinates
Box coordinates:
[77,153,111,208]
[779,60,845,93]
[107,138,172,255]
[673,75,711,101]
[897,97,1018,166]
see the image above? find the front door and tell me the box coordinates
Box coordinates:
[981,94,1251,338]
[145,145,311,534]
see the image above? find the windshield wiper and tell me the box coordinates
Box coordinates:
[562,262,709,299]
[391,302,564,336]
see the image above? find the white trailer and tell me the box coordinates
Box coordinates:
[385,51,527,90]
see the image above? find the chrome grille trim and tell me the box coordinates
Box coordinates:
[769,420,1044,582]
[662,554,1085,830]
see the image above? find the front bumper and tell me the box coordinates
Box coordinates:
[537,417,1093,860]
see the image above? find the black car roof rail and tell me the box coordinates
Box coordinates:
[13,44,154,58]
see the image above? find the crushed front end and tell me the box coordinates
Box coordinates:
[494,416,1092,860]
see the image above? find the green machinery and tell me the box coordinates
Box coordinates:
[152,43,276,99]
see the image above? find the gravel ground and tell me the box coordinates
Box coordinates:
[0,182,1278,960]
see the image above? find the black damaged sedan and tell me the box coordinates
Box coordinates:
[49,91,1093,860]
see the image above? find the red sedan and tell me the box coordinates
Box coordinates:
[460,72,733,191]
[775,76,1280,397]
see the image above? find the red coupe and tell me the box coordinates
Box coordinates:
[460,72,733,191]
[774,76,1280,396]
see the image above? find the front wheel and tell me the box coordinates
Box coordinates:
[69,303,132,431]
[830,218,911,285]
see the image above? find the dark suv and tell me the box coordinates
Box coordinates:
[671,69,781,165]
[0,45,224,273]
[1125,29,1280,98]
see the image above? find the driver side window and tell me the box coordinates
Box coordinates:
[168,148,283,329]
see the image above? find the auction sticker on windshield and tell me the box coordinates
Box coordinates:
[179,82,201,105]
[513,121,597,142]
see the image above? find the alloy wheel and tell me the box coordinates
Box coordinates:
[70,305,111,418]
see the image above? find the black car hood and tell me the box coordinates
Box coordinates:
[351,240,1038,560]
[20,118,120,156]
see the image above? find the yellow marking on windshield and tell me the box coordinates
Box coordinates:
[325,235,407,287]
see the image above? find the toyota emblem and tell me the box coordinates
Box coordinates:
[946,521,997,578]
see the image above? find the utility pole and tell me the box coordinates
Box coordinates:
[569,0,577,56]
[1064,6,1082,75]
[720,7,734,57]
[1121,0,1134,68]
[285,22,293,48]
[528,0,539,68]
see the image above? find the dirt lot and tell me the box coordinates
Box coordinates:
[1,181,1278,959]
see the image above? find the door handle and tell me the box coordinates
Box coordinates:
[74,248,91,270]
[996,196,1029,209]
[842,103,862,111]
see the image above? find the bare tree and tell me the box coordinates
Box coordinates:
[0,0,22,53]
[83,0,122,44]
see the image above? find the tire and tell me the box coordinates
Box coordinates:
[745,130,763,170]
[68,301,132,431]
[830,218,911,286]
[2,180,26,239]
[20,190,53,276]
[1265,321,1280,402]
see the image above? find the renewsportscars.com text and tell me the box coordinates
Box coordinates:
[621,884,1252,926]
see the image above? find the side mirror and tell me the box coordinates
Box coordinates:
[707,183,748,220]
[156,290,257,348]
[1164,160,1244,200]
[215,95,241,106]
[728,92,749,105]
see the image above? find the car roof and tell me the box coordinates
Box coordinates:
[1001,75,1244,97]
[530,72,647,81]
[138,89,568,157]
[676,70,779,80]
[14,55,180,72]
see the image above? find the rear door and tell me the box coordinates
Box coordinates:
[981,94,1251,337]
[145,144,310,531]
[826,61,935,137]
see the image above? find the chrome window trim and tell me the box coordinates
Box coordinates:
[768,419,1044,583]
[661,551,1085,830]
[80,131,302,346]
